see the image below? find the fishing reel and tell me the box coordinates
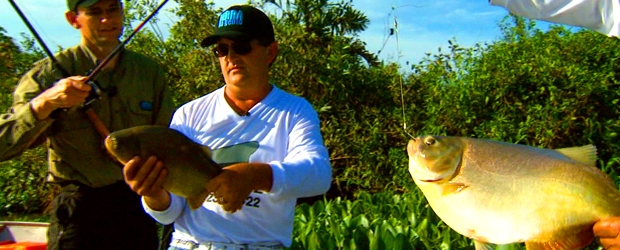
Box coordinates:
[51,77,104,106]
[83,79,103,107]
[48,78,103,119]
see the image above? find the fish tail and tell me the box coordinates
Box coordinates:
[187,189,211,210]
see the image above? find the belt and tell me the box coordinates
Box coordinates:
[170,239,284,250]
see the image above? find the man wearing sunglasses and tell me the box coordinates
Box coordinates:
[123,4,332,250]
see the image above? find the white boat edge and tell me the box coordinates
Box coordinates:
[0,221,49,243]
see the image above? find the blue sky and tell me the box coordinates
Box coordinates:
[0,0,568,67]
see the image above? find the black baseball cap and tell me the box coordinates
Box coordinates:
[67,0,100,11]
[201,5,275,47]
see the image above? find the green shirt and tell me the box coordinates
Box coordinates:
[0,44,174,187]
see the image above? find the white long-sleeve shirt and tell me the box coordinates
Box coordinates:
[143,85,332,247]
[490,0,620,37]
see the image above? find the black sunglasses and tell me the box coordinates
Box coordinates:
[212,42,253,57]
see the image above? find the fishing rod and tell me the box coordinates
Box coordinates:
[83,0,169,96]
[8,0,103,132]
[8,0,106,136]
[78,0,168,138]
[79,0,169,137]
[8,0,168,138]
[7,0,72,81]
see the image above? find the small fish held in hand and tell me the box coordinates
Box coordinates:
[105,125,222,210]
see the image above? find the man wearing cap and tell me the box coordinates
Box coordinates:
[0,0,174,249]
[123,4,332,250]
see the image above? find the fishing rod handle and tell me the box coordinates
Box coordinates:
[84,108,110,138]
[49,79,102,119]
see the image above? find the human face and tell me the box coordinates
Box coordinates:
[66,0,124,49]
[215,38,277,88]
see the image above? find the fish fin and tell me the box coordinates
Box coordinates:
[187,190,211,210]
[442,182,468,195]
[524,228,594,250]
[201,145,213,158]
[555,145,597,166]
[473,240,495,250]
[474,240,516,250]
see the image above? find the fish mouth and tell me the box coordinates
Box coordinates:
[104,136,113,151]
[103,136,124,165]
[417,157,463,183]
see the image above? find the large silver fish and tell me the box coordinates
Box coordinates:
[105,125,222,210]
[407,135,620,250]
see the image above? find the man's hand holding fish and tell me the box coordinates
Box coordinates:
[123,156,171,211]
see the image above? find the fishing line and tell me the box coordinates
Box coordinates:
[15,2,64,50]
[377,7,395,55]
[378,4,425,56]
[392,7,416,140]
[149,19,165,43]
[85,0,169,84]
[382,2,422,139]
[8,0,71,77]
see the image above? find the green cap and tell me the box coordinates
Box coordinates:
[201,5,275,47]
[67,0,100,11]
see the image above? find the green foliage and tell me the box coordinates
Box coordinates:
[2,2,620,250]
[405,16,620,165]
[127,0,400,197]
[266,0,401,196]
[0,27,49,216]
[291,190,528,249]
[0,27,43,109]
[125,0,223,107]
[0,213,49,222]
[290,191,605,249]
[0,147,51,216]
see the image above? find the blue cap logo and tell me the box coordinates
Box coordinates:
[218,9,243,28]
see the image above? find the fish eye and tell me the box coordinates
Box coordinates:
[425,137,436,146]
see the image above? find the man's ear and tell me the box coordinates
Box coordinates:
[65,11,80,29]
[267,42,278,65]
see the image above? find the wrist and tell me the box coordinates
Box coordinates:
[144,190,171,211]
[30,97,55,120]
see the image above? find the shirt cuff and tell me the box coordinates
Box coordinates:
[268,161,285,196]
[18,102,53,131]
[141,193,177,225]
